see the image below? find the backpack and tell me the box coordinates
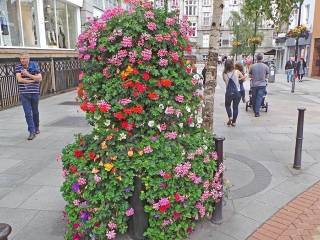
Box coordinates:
[226,72,239,97]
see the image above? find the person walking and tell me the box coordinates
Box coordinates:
[202,62,207,86]
[285,57,295,83]
[249,53,269,117]
[223,59,244,127]
[235,63,246,103]
[15,52,42,140]
[297,57,307,82]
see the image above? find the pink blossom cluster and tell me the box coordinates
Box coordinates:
[195,202,206,218]
[179,16,191,39]
[147,22,157,31]
[121,36,133,47]
[170,51,179,62]
[165,17,176,26]
[159,58,168,67]
[144,11,154,19]
[103,67,111,78]
[77,177,87,185]
[175,109,182,117]
[117,50,128,58]
[188,172,202,184]
[195,147,204,155]
[97,100,111,111]
[200,190,211,202]
[211,151,218,160]
[141,49,152,61]
[73,199,80,206]
[163,34,171,41]
[175,95,184,103]
[175,161,192,177]
[157,49,168,57]
[165,106,175,115]
[101,7,124,22]
[153,197,170,210]
[108,28,123,42]
[108,221,117,230]
[159,123,167,131]
[106,230,116,239]
[94,174,101,183]
[191,77,199,86]
[129,50,137,63]
[164,131,177,139]
[126,208,134,216]
[187,153,195,160]
[119,98,132,106]
[144,146,153,154]
[107,54,122,66]
[155,34,163,42]
[162,219,172,226]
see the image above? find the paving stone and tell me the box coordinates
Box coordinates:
[0,160,22,173]
[25,168,63,187]
[255,189,293,209]
[0,185,41,208]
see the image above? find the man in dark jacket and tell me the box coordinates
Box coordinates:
[285,57,295,83]
[202,63,207,86]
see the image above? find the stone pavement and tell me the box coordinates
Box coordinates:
[0,70,319,240]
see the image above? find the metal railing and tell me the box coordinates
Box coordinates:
[0,58,80,110]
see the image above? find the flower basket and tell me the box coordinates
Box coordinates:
[232,40,241,47]
[287,25,308,38]
[60,1,222,240]
[248,36,262,45]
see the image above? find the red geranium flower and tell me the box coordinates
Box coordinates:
[114,112,125,120]
[135,82,147,93]
[187,226,193,234]
[123,108,133,115]
[142,72,150,81]
[89,152,95,160]
[160,79,172,88]
[173,211,181,220]
[121,121,134,131]
[148,92,159,100]
[132,105,143,114]
[122,80,135,89]
[174,192,182,202]
[185,67,191,74]
[132,68,139,75]
[80,102,88,111]
[133,91,139,98]
[159,203,171,213]
[87,102,95,113]
[74,149,84,158]
[69,165,78,173]
[163,172,172,179]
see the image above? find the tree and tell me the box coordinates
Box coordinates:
[202,0,224,131]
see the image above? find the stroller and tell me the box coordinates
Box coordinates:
[245,82,268,112]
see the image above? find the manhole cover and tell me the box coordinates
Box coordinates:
[48,116,89,128]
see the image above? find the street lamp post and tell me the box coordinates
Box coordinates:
[235,22,240,61]
[292,1,303,93]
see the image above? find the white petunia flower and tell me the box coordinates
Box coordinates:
[178,123,183,128]
[148,121,155,127]
[186,106,191,112]
[118,133,127,140]
[104,119,111,126]
[159,104,164,109]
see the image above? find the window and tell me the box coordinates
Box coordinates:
[68,4,78,49]
[21,0,39,47]
[93,0,104,9]
[43,0,57,47]
[202,34,209,48]
[202,55,208,61]
[203,0,210,6]
[185,0,197,16]
[155,0,165,8]
[56,1,68,48]
[203,12,210,26]
[190,22,197,37]
[305,4,310,25]
[222,39,229,46]
[0,0,23,46]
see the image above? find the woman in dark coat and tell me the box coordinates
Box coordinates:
[297,57,307,82]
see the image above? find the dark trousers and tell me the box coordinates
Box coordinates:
[298,74,304,81]
[239,82,245,99]
[19,93,40,134]
[251,86,266,115]
[225,93,241,123]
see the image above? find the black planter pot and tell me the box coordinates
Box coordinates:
[128,177,148,240]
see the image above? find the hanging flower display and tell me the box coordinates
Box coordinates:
[286,24,309,38]
[248,36,262,45]
[61,1,222,239]
[232,40,241,47]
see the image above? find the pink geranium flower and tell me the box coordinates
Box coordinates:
[147,22,157,31]
[126,208,134,216]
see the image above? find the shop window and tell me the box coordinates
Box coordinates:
[67,4,77,49]
[56,0,68,48]
[0,0,23,46]
[20,0,39,47]
[185,0,197,16]
[43,0,57,47]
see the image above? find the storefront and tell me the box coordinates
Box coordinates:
[0,0,81,53]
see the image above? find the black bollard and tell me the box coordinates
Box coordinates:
[211,136,225,224]
[128,177,148,240]
[0,223,11,240]
[293,108,306,170]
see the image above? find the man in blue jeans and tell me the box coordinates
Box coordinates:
[249,53,269,117]
[15,53,42,140]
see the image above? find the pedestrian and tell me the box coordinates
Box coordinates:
[249,53,269,117]
[285,57,295,83]
[245,57,252,73]
[297,57,307,82]
[235,62,246,103]
[223,59,244,127]
[15,52,42,140]
[202,62,207,86]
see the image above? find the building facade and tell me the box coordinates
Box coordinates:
[309,0,320,78]
[274,0,315,73]
[219,0,274,59]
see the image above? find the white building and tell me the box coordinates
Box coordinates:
[274,0,315,73]
[219,0,274,58]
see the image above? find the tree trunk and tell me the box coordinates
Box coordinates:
[202,0,224,132]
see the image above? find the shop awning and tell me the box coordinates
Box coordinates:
[67,0,83,7]
[264,49,276,56]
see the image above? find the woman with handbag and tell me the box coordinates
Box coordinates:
[223,59,245,127]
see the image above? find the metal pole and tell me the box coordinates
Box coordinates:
[292,1,303,93]
[0,223,12,240]
[252,12,258,63]
[293,108,306,169]
[211,136,225,224]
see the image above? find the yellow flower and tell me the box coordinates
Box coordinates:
[126,65,133,73]
[138,150,144,156]
[104,163,114,172]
